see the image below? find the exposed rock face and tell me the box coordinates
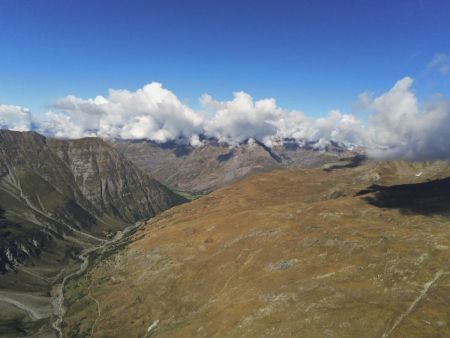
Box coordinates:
[0,130,185,274]
[47,137,183,224]
[113,137,354,193]
[0,210,52,273]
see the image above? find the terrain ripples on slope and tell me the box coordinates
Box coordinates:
[63,161,450,337]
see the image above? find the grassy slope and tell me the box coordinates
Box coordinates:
[63,160,450,338]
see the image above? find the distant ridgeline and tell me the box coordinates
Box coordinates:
[112,136,358,194]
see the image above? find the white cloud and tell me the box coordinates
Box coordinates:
[0,105,33,131]
[365,77,450,160]
[40,110,92,139]
[274,110,365,146]
[42,82,204,142]
[366,77,418,147]
[202,92,282,144]
[1,77,450,161]
[427,53,450,75]
[201,91,365,147]
[353,91,373,112]
[189,134,204,147]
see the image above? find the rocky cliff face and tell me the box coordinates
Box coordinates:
[47,137,183,224]
[0,130,185,274]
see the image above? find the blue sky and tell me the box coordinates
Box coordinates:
[0,0,449,117]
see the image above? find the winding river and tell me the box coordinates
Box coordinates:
[51,222,142,337]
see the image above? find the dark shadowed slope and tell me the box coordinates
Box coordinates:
[357,177,450,216]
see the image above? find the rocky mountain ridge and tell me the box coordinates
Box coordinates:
[112,136,357,193]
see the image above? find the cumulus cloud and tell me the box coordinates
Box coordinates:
[271,110,365,146]
[0,105,33,131]
[201,92,282,144]
[427,53,450,75]
[200,92,365,146]
[353,91,373,112]
[42,82,204,142]
[1,77,450,161]
[365,77,450,160]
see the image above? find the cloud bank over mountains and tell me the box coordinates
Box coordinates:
[1,77,450,160]
[41,82,204,141]
[362,77,450,160]
[0,105,34,132]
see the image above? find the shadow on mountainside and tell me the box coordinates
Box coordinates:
[323,154,367,172]
[217,150,235,162]
[356,177,450,216]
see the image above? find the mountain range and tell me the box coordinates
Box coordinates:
[112,137,354,194]
[2,130,450,337]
